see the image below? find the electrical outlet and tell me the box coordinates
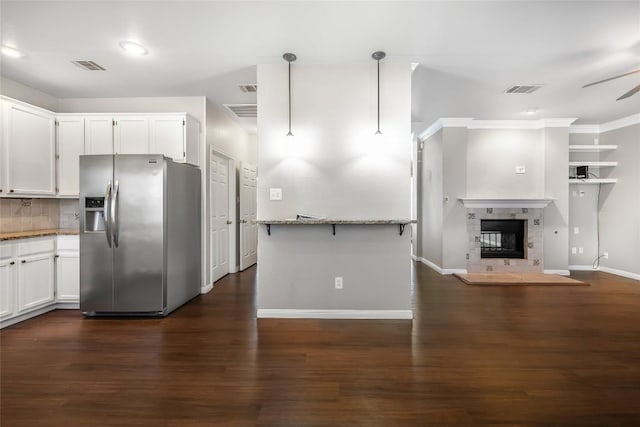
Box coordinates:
[571,247,577,254]
[515,165,526,174]
[603,252,609,259]
[574,227,579,235]
[269,188,282,201]
[579,247,584,254]
[579,191,585,197]
[334,277,343,289]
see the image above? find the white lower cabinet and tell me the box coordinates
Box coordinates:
[0,235,79,328]
[0,259,16,319]
[18,253,55,312]
[56,253,80,302]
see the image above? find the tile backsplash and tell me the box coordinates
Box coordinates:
[0,198,79,233]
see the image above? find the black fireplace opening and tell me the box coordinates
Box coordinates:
[481,219,526,259]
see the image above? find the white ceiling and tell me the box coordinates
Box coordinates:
[1,0,639,129]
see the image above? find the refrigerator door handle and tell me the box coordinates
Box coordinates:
[104,181,112,248]
[112,180,120,248]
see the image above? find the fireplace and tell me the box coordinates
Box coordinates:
[480,219,526,259]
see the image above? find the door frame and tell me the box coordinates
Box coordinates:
[208,148,236,289]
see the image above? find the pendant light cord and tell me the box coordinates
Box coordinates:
[377,59,381,133]
[288,61,292,135]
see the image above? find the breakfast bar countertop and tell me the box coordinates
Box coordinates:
[0,229,80,241]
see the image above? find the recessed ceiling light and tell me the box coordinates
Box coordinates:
[119,41,148,56]
[1,45,24,58]
[524,108,538,115]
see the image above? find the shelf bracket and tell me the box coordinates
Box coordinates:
[266,224,271,236]
[332,224,336,236]
[399,224,406,236]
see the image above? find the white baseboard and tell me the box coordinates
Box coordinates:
[443,268,468,275]
[201,284,213,294]
[418,257,443,274]
[544,269,571,276]
[569,265,597,271]
[257,309,413,319]
[599,266,640,281]
[416,257,466,275]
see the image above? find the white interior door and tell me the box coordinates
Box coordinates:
[240,162,257,271]
[210,152,230,284]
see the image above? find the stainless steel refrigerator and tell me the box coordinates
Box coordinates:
[79,154,201,316]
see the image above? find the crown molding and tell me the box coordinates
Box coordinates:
[568,125,600,134]
[600,113,640,133]
[417,117,474,142]
[468,118,576,129]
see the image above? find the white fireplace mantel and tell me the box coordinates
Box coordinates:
[459,198,555,209]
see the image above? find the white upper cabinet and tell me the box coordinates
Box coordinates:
[150,116,185,161]
[56,116,85,196]
[85,116,114,155]
[114,116,149,154]
[3,100,56,196]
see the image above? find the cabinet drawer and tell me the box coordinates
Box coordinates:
[56,236,79,251]
[17,238,55,256]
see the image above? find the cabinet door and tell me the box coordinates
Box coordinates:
[55,254,79,302]
[85,116,113,155]
[57,116,85,196]
[5,102,56,195]
[0,99,6,195]
[149,116,185,161]
[114,117,149,154]
[0,260,16,319]
[18,254,55,312]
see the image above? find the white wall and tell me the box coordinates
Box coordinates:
[256,63,412,315]
[420,129,443,266]
[599,123,640,277]
[257,63,411,219]
[0,76,58,111]
[442,127,468,270]
[542,127,570,272]
[467,128,544,198]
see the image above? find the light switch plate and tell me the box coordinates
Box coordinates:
[269,188,282,201]
[574,227,579,234]
[571,247,577,254]
[515,165,526,174]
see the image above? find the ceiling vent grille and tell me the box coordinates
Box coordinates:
[504,84,542,94]
[224,104,257,118]
[72,60,106,71]
[239,84,257,93]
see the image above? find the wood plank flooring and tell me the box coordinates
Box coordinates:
[2,263,640,426]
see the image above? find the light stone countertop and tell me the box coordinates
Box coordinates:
[0,229,80,241]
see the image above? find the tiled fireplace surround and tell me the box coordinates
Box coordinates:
[466,207,543,273]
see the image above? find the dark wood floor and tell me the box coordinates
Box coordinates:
[2,263,640,426]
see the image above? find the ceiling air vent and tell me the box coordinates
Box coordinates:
[224,104,257,118]
[239,84,257,93]
[504,84,542,94]
[71,60,106,71]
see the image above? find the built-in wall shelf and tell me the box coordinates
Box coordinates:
[569,178,618,184]
[568,161,618,168]
[568,145,617,152]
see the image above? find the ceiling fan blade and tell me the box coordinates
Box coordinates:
[616,84,640,101]
[582,69,640,88]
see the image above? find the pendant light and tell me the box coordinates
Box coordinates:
[372,51,386,135]
[283,52,297,136]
